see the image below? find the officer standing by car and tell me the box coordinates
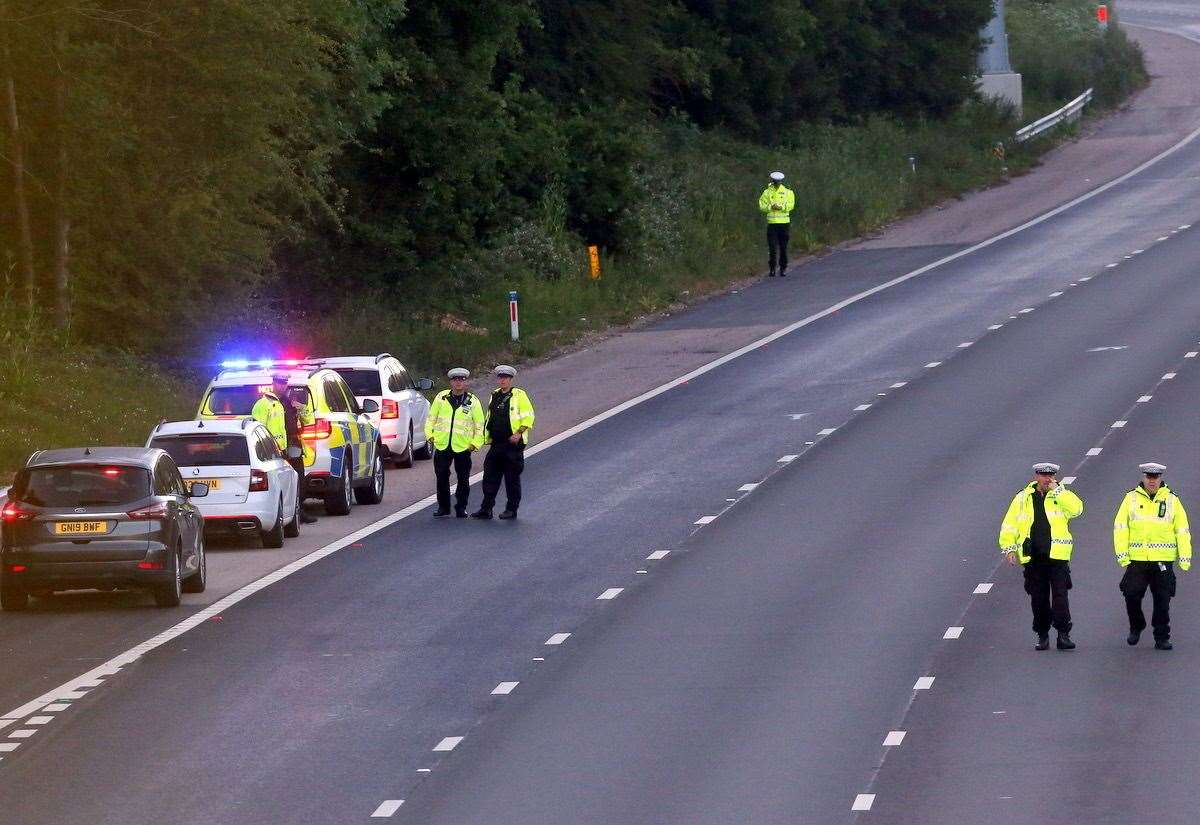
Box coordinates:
[268,373,318,524]
[999,462,1085,651]
[252,378,287,452]
[1114,462,1191,650]
[426,368,485,518]
[472,365,536,520]
[758,171,795,277]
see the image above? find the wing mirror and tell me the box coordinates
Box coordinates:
[187,482,210,498]
[361,399,380,413]
[416,378,434,391]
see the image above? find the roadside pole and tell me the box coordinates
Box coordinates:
[509,291,519,342]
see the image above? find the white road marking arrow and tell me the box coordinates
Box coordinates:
[1088,346,1129,352]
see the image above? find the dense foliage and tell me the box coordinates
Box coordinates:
[1,0,997,354]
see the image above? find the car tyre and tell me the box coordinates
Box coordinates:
[153,547,183,608]
[414,433,434,460]
[182,541,207,594]
[0,583,29,611]
[355,447,386,505]
[325,462,353,516]
[284,496,301,538]
[394,425,415,468]
[262,499,285,548]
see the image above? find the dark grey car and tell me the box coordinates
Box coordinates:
[0,447,208,610]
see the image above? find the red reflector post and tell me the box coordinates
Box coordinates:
[1097,4,1108,26]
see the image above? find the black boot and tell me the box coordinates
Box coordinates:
[768,269,776,277]
[455,509,468,518]
[1127,629,1141,646]
[1035,634,1050,651]
[433,509,451,518]
[1155,638,1173,651]
[1056,632,1076,650]
[498,510,518,520]
[470,509,492,520]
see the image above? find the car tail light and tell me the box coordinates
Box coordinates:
[249,469,269,492]
[301,419,332,441]
[381,399,399,420]
[2,501,34,522]
[127,502,170,520]
[6,564,27,573]
[137,561,164,570]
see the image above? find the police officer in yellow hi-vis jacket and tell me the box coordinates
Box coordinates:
[472,365,535,520]
[1114,462,1191,650]
[999,462,1085,651]
[425,367,486,518]
[758,171,795,277]
[251,378,288,452]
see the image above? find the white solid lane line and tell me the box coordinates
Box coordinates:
[371,800,404,817]
[883,731,907,747]
[597,588,624,600]
[694,516,717,525]
[974,583,994,594]
[852,794,876,811]
[545,633,571,645]
[433,736,464,752]
[943,627,964,640]
[646,550,670,560]
[914,677,935,690]
[491,682,519,696]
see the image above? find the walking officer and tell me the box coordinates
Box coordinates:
[1114,462,1191,650]
[999,462,1085,651]
[425,368,485,518]
[472,365,536,520]
[758,171,795,277]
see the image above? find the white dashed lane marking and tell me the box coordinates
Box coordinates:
[433,736,464,752]
[1113,421,1127,428]
[738,483,759,492]
[914,677,935,690]
[0,743,18,753]
[1138,395,1153,403]
[1163,373,1176,380]
[1079,276,1092,281]
[545,633,571,645]
[975,583,993,594]
[1019,308,1035,314]
[1186,352,1198,358]
[25,716,52,726]
[1158,237,1170,242]
[491,682,519,696]
[1063,476,1077,485]
[1106,263,1119,268]
[646,550,670,560]
[818,428,837,435]
[1087,448,1103,456]
[957,342,973,348]
[1049,291,1063,297]
[925,362,941,369]
[883,731,907,747]
[943,627,964,639]
[7,730,35,739]
[891,382,908,388]
[371,800,404,817]
[694,516,717,525]
[778,455,798,463]
[852,794,876,811]
[597,588,624,600]
[988,324,1003,330]
[854,404,872,411]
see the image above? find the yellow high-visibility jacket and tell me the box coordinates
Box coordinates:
[425,390,485,453]
[758,184,795,224]
[484,387,536,446]
[251,393,287,452]
[1113,484,1191,570]
[998,483,1084,563]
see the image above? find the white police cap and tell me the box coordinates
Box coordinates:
[769,171,785,181]
[1032,462,1060,474]
[447,367,469,379]
[494,364,516,377]
[1139,462,1166,475]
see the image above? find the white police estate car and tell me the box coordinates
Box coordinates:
[312,354,434,468]
[148,419,300,547]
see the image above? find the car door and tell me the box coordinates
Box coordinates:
[154,459,192,568]
[393,361,428,436]
[165,460,202,569]
[322,376,359,480]
[338,378,378,479]
[255,425,296,521]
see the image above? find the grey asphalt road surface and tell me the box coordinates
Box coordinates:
[4,7,1200,824]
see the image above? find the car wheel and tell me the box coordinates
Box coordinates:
[325,461,353,516]
[284,495,301,538]
[153,547,183,608]
[355,447,386,505]
[262,498,285,548]
[394,425,414,468]
[0,582,29,611]
[414,433,434,460]
[182,540,207,594]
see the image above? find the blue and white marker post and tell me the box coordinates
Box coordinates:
[509,291,519,342]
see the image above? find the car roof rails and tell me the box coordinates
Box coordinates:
[240,418,253,430]
[375,353,393,363]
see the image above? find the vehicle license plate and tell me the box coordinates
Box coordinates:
[54,521,108,535]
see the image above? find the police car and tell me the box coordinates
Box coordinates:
[147,418,300,547]
[309,354,434,468]
[197,364,384,516]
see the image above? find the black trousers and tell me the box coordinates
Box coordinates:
[433,448,473,513]
[287,456,308,502]
[479,441,524,513]
[767,224,790,273]
[1121,561,1177,641]
[1024,557,1072,634]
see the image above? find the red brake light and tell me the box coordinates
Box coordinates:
[103,467,122,477]
[137,561,164,570]
[2,501,34,522]
[7,564,27,573]
[249,469,269,492]
[381,399,399,420]
[301,419,332,441]
[127,502,170,520]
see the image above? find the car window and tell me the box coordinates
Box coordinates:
[258,429,281,462]
[323,379,348,413]
[167,461,188,497]
[150,435,251,467]
[333,368,382,397]
[203,385,270,416]
[153,461,178,496]
[394,363,413,391]
[13,465,151,507]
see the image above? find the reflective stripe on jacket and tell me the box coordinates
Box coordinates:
[758,184,795,224]
[424,390,485,452]
[251,393,287,452]
[485,387,536,445]
[1113,485,1191,570]
[998,483,1084,563]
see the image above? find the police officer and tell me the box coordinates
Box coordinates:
[268,374,319,524]
[1114,462,1191,650]
[425,368,485,518]
[472,365,536,520]
[251,378,287,452]
[999,463,1085,650]
[758,171,795,277]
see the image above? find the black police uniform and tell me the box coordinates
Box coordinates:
[1024,488,1072,636]
[478,389,524,516]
